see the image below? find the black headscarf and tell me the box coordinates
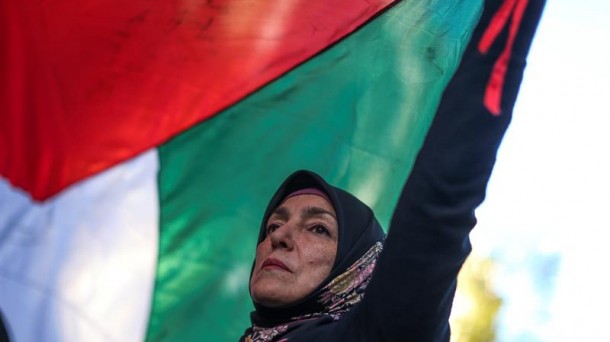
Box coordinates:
[242,170,385,341]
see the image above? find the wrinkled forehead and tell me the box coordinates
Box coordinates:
[271,193,337,222]
[281,188,332,206]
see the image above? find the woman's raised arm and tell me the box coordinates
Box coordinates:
[340,0,545,340]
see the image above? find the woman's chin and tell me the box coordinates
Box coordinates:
[251,292,290,308]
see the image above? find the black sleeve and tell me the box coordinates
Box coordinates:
[0,309,10,342]
[336,0,545,341]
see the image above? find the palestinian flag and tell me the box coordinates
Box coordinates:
[0,0,544,341]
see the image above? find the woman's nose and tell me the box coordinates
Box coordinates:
[269,223,294,250]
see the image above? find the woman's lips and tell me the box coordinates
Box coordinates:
[262,258,291,272]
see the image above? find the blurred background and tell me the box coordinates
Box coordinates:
[450,1,610,341]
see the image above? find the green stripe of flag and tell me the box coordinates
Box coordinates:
[148,1,483,340]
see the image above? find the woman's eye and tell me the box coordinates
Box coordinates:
[310,224,331,237]
[266,223,280,235]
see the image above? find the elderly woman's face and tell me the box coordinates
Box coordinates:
[250,194,338,307]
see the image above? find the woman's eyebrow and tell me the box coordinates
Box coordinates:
[301,206,336,220]
[270,206,289,221]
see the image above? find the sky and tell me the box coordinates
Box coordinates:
[471,1,610,341]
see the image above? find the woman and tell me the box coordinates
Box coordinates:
[244,170,386,341]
